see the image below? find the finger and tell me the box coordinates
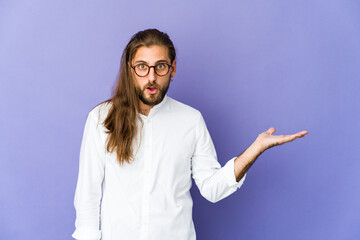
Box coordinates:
[283,131,308,140]
[266,126,276,135]
[279,135,298,143]
[282,132,308,143]
[296,130,309,137]
[271,131,308,146]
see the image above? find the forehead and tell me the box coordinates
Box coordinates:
[133,45,169,63]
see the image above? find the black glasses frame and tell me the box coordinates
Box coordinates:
[130,62,173,77]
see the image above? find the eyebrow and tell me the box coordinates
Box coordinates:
[134,59,170,65]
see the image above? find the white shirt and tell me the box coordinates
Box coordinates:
[72,95,246,240]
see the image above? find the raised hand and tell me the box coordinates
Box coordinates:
[233,127,309,182]
[255,127,309,152]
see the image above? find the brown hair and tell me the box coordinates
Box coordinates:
[100,29,176,166]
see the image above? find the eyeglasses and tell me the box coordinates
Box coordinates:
[130,62,173,77]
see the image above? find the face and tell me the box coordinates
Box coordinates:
[130,45,176,107]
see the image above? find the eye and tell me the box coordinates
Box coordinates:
[156,63,165,70]
[138,64,147,70]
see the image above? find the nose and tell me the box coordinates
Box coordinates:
[147,66,157,83]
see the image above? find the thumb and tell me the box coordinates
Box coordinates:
[266,126,276,135]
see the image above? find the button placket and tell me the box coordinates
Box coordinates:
[140,118,152,240]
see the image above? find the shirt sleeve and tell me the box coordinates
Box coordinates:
[191,113,246,203]
[72,111,106,240]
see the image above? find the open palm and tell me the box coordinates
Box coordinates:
[256,127,309,151]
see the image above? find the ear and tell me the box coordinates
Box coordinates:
[170,59,177,78]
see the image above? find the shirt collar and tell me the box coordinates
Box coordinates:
[139,94,169,120]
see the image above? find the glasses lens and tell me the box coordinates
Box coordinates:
[135,64,149,77]
[134,63,170,76]
[155,63,170,76]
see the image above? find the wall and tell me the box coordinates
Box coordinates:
[0,0,359,239]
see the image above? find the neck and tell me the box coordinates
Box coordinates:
[138,101,153,116]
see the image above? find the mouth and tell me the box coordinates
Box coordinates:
[146,86,158,94]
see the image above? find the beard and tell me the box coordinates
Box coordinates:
[135,77,171,106]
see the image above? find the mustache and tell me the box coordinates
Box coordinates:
[144,83,160,89]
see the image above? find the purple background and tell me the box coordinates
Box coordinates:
[1,0,359,239]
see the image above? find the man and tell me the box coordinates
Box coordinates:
[72,29,308,240]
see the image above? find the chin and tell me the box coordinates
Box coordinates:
[140,94,163,106]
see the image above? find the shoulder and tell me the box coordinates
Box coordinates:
[88,100,113,125]
[165,96,202,119]
[165,96,208,139]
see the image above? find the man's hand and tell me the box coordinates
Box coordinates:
[234,127,309,182]
[255,127,309,153]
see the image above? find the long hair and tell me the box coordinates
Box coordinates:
[101,29,176,166]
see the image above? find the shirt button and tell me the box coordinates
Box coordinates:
[147,144,151,148]
[143,222,147,225]
[146,170,150,174]
[148,119,151,124]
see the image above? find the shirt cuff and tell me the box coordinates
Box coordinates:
[72,228,101,240]
[223,157,246,189]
